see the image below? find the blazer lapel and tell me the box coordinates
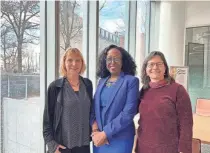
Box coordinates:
[103,75,124,114]
[95,77,109,130]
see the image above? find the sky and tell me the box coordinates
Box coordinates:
[99,0,150,33]
[75,0,149,33]
[75,0,126,33]
[99,1,126,33]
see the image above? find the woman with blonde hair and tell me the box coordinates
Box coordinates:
[43,48,93,153]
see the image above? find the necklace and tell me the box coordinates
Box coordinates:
[106,80,116,87]
[67,78,79,87]
[70,82,79,87]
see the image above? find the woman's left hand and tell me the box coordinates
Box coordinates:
[92,131,108,147]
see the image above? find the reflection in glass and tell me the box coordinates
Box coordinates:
[185,26,210,113]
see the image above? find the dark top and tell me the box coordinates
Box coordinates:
[137,80,193,153]
[61,79,90,149]
[75,91,79,95]
[43,77,93,153]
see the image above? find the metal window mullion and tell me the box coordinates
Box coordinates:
[82,1,89,78]
[88,1,99,91]
[40,1,47,153]
[46,1,57,86]
[129,1,137,58]
[149,1,160,54]
[55,1,60,78]
[124,1,130,51]
[145,1,152,55]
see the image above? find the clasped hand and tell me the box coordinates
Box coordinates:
[91,131,109,147]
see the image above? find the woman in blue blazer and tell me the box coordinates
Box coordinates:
[90,45,139,153]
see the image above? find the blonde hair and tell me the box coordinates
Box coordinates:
[60,48,86,76]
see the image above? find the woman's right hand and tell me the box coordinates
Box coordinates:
[54,144,66,153]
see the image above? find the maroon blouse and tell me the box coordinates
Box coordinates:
[136,80,193,153]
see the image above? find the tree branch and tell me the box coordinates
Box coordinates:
[60,45,65,51]
[70,26,82,39]
[99,0,106,11]
[2,13,18,37]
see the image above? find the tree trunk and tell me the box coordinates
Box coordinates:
[64,1,71,50]
[17,39,23,73]
[3,35,7,71]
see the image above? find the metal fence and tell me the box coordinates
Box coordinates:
[1,74,40,99]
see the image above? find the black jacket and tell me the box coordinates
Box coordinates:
[43,77,93,145]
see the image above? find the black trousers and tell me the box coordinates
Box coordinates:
[59,145,90,153]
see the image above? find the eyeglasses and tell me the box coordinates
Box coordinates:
[105,57,121,63]
[147,62,164,68]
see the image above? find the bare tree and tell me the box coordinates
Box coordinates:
[60,0,82,51]
[22,49,35,72]
[60,0,107,52]
[1,25,11,71]
[1,1,40,73]
[138,1,150,34]
[1,22,17,72]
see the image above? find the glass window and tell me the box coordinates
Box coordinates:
[1,1,41,153]
[113,35,116,42]
[185,26,210,112]
[135,1,150,79]
[98,1,126,55]
[105,30,109,39]
[59,0,83,56]
[102,29,105,38]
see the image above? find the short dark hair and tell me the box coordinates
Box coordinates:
[141,51,174,89]
[97,44,137,78]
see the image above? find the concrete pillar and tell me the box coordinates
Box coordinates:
[158,1,186,66]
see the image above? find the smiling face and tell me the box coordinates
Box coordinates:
[65,54,82,75]
[106,48,122,76]
[146,55,166,82]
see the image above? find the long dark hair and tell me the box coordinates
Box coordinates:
[141,51,174,90]
[97,44,136,78]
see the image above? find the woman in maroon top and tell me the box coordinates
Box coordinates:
[136,51,193,153]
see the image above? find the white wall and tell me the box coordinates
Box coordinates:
[185,1,210,27]
[3,98,41,153]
